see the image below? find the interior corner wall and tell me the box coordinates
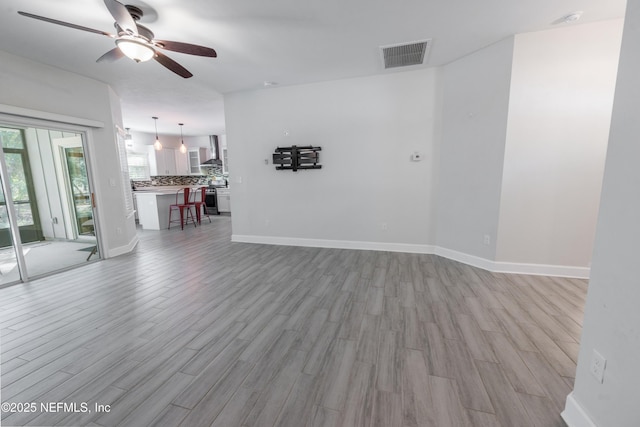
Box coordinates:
[495,20,624,269]
[563,2,640,426]
[225,69,440,249]
[436,37,514,261]
[0,49,137,257]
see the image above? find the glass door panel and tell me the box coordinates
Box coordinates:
[0,130,43,248]
[0,131,23,285]
[5,152,42,244]
[0,194,20,284]
[65,147,93,236]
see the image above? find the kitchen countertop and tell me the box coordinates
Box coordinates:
[133,186,207,195]
[134,187,204,230]
[135,186,229,229]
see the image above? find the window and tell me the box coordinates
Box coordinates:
[126,152,150,180]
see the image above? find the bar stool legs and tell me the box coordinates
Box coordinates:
[168,188,197,229]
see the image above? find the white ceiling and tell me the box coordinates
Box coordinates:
[0,0,626,137]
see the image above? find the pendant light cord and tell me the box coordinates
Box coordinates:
[152,116,162,150]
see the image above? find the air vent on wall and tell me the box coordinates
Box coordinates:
[381,40,431,69]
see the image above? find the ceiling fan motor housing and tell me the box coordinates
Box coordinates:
[124,5,144,21]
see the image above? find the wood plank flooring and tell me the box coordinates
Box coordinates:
[0,216,585,426]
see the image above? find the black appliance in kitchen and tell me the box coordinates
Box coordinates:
[202,134,227,215]
[205,181,228,215]
[204,186,220,215]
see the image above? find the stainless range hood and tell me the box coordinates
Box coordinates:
[200,135,223,165]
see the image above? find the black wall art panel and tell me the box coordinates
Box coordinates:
[273,145,322,171]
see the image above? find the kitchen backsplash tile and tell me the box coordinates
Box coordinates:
[132,175,209,188]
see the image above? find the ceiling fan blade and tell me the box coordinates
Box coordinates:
[18,11,114,37]
[96,48,125,63]
[154,40,217,57]
[103,0,138,36]
[154,51,193,78]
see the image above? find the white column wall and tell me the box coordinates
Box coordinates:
[563,1,640,426]
[436,37,514,261]
[496,21,623,269]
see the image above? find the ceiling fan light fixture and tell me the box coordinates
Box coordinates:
[17,1,216,78]
[116,39,155,62]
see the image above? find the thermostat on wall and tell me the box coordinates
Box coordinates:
[411,152,423,161]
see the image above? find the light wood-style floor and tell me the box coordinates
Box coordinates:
[0,216,585,426]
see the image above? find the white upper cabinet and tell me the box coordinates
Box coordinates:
[148,146,177,175]
[188,147,210,174]
[175,149,189,175]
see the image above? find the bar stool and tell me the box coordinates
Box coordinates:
[168,188,197,229]
[190,186,211,224]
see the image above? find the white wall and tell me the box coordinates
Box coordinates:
[496,20,623,268]
[563,2,640,426]
[225,69,440,249]
[436,37,514,261]
[225,22,623,270]
[0,50,137,257]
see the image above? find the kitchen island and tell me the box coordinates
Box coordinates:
[134,186,203,230]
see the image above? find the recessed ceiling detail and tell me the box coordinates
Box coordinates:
[381,40,431,69]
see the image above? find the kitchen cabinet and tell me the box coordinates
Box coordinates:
[148,146,177,175]
[148,146,192,176]
[188,147,210,174]
[222,148,228,174]
[216,188,231,213]
[175,150,189,175]
[219,134,229,174]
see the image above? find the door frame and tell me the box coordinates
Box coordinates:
[51,135,92,241]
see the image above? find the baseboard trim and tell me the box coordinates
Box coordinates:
[106,235,139,258]
[492,260,590,279]
[231,234,590,278]
[561,393,598,427]
[433,247,496,272]
[231,234,436,254]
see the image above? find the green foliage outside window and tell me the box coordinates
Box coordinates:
[0,128,34,228]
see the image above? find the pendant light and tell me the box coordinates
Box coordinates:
[152,116,162,151]
[179,123,187,154]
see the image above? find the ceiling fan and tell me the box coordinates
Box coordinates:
[17,0,217,78]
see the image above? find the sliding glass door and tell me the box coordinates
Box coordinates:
[0,125,100,285]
